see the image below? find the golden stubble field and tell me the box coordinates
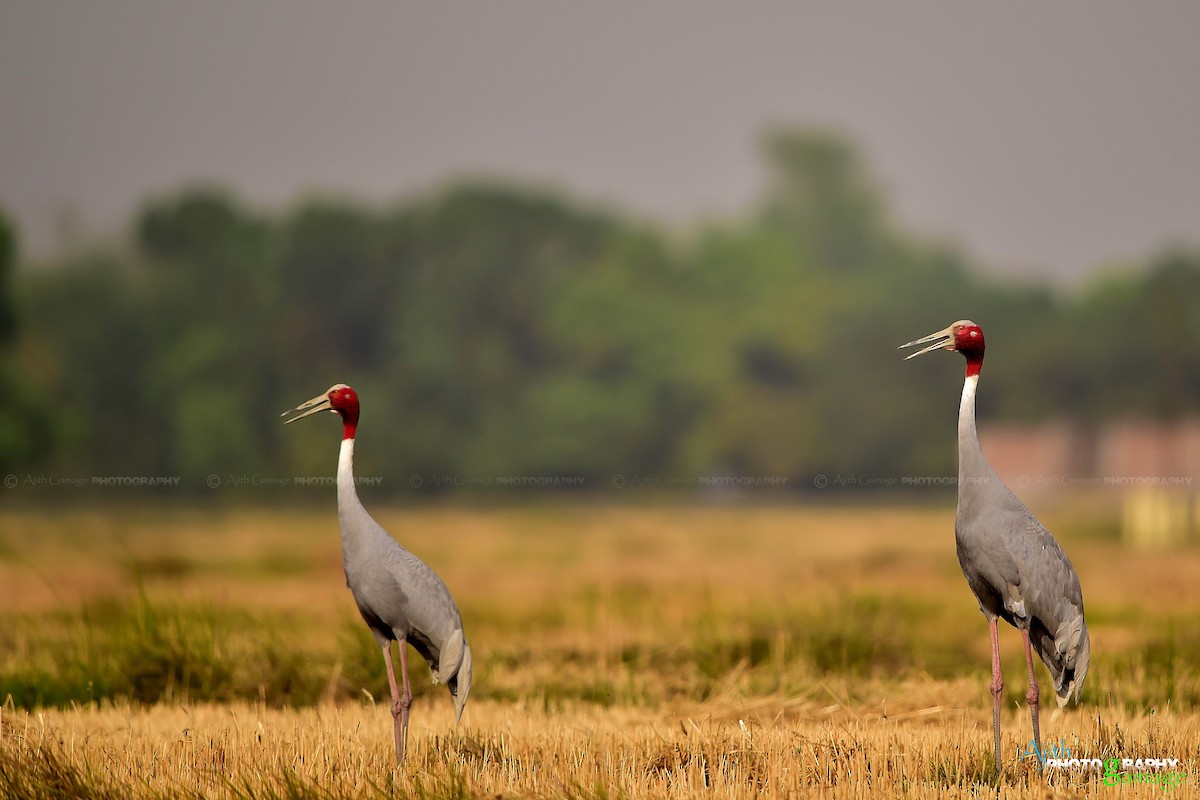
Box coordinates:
[1,502,1199,798]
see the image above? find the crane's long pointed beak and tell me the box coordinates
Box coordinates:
[281,393,334,423]
[898,325,955,360]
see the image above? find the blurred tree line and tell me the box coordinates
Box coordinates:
[5,127,1200,491]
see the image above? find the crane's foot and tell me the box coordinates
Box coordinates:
[391,695,412,765]
[392,720,407,765]
[1026,688,1042,775]
[991,692,1003,777]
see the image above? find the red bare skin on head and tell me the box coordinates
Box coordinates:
[329,385,361,439]
[953,324,985,377]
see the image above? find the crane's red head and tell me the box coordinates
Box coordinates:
[281,383,361,439]
[899,319,985,377]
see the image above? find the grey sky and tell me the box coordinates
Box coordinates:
[3,2,1199,280]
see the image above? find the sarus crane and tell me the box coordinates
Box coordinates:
[900,321,1089,774]
[283,384,472,765]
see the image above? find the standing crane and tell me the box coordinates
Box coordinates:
[900,321,1089,773]
[282,384,472,765]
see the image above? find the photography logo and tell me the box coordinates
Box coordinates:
[1020,739,1188,789]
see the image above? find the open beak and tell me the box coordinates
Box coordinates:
[898,324,955,360]
[280,392,333,424]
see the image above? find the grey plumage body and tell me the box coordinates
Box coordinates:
[337,437,472,703]
[956,375,1090,705]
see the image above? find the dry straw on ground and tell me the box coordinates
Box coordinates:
[4,699,1194,798]
[2,504,1198,798]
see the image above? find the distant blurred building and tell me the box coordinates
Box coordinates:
[979,420,1200,549]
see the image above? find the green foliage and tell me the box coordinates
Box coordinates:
[0,590,488,712]
[1097,619,1200,713]
[2,594,322,708]
[4,589,1200,714]
[9,129,1200,487]
[759,127,887,272]
[0,211,53,472]
[0,212,17,343]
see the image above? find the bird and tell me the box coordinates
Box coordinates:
[282,383,472,765]
[899,321,1089,774]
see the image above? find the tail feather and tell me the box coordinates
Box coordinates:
[450,641,472,724]
[1032,615,1090,707]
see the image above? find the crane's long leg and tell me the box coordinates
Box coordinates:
[1020,627,1042,774]
[383,640,414,765]
[988,617,1004,775]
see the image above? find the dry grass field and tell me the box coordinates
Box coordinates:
[2,502,1199,798]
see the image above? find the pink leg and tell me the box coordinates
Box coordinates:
[383,640,413,765]
[1021,627,1042,773]
[989,618,1004,774]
